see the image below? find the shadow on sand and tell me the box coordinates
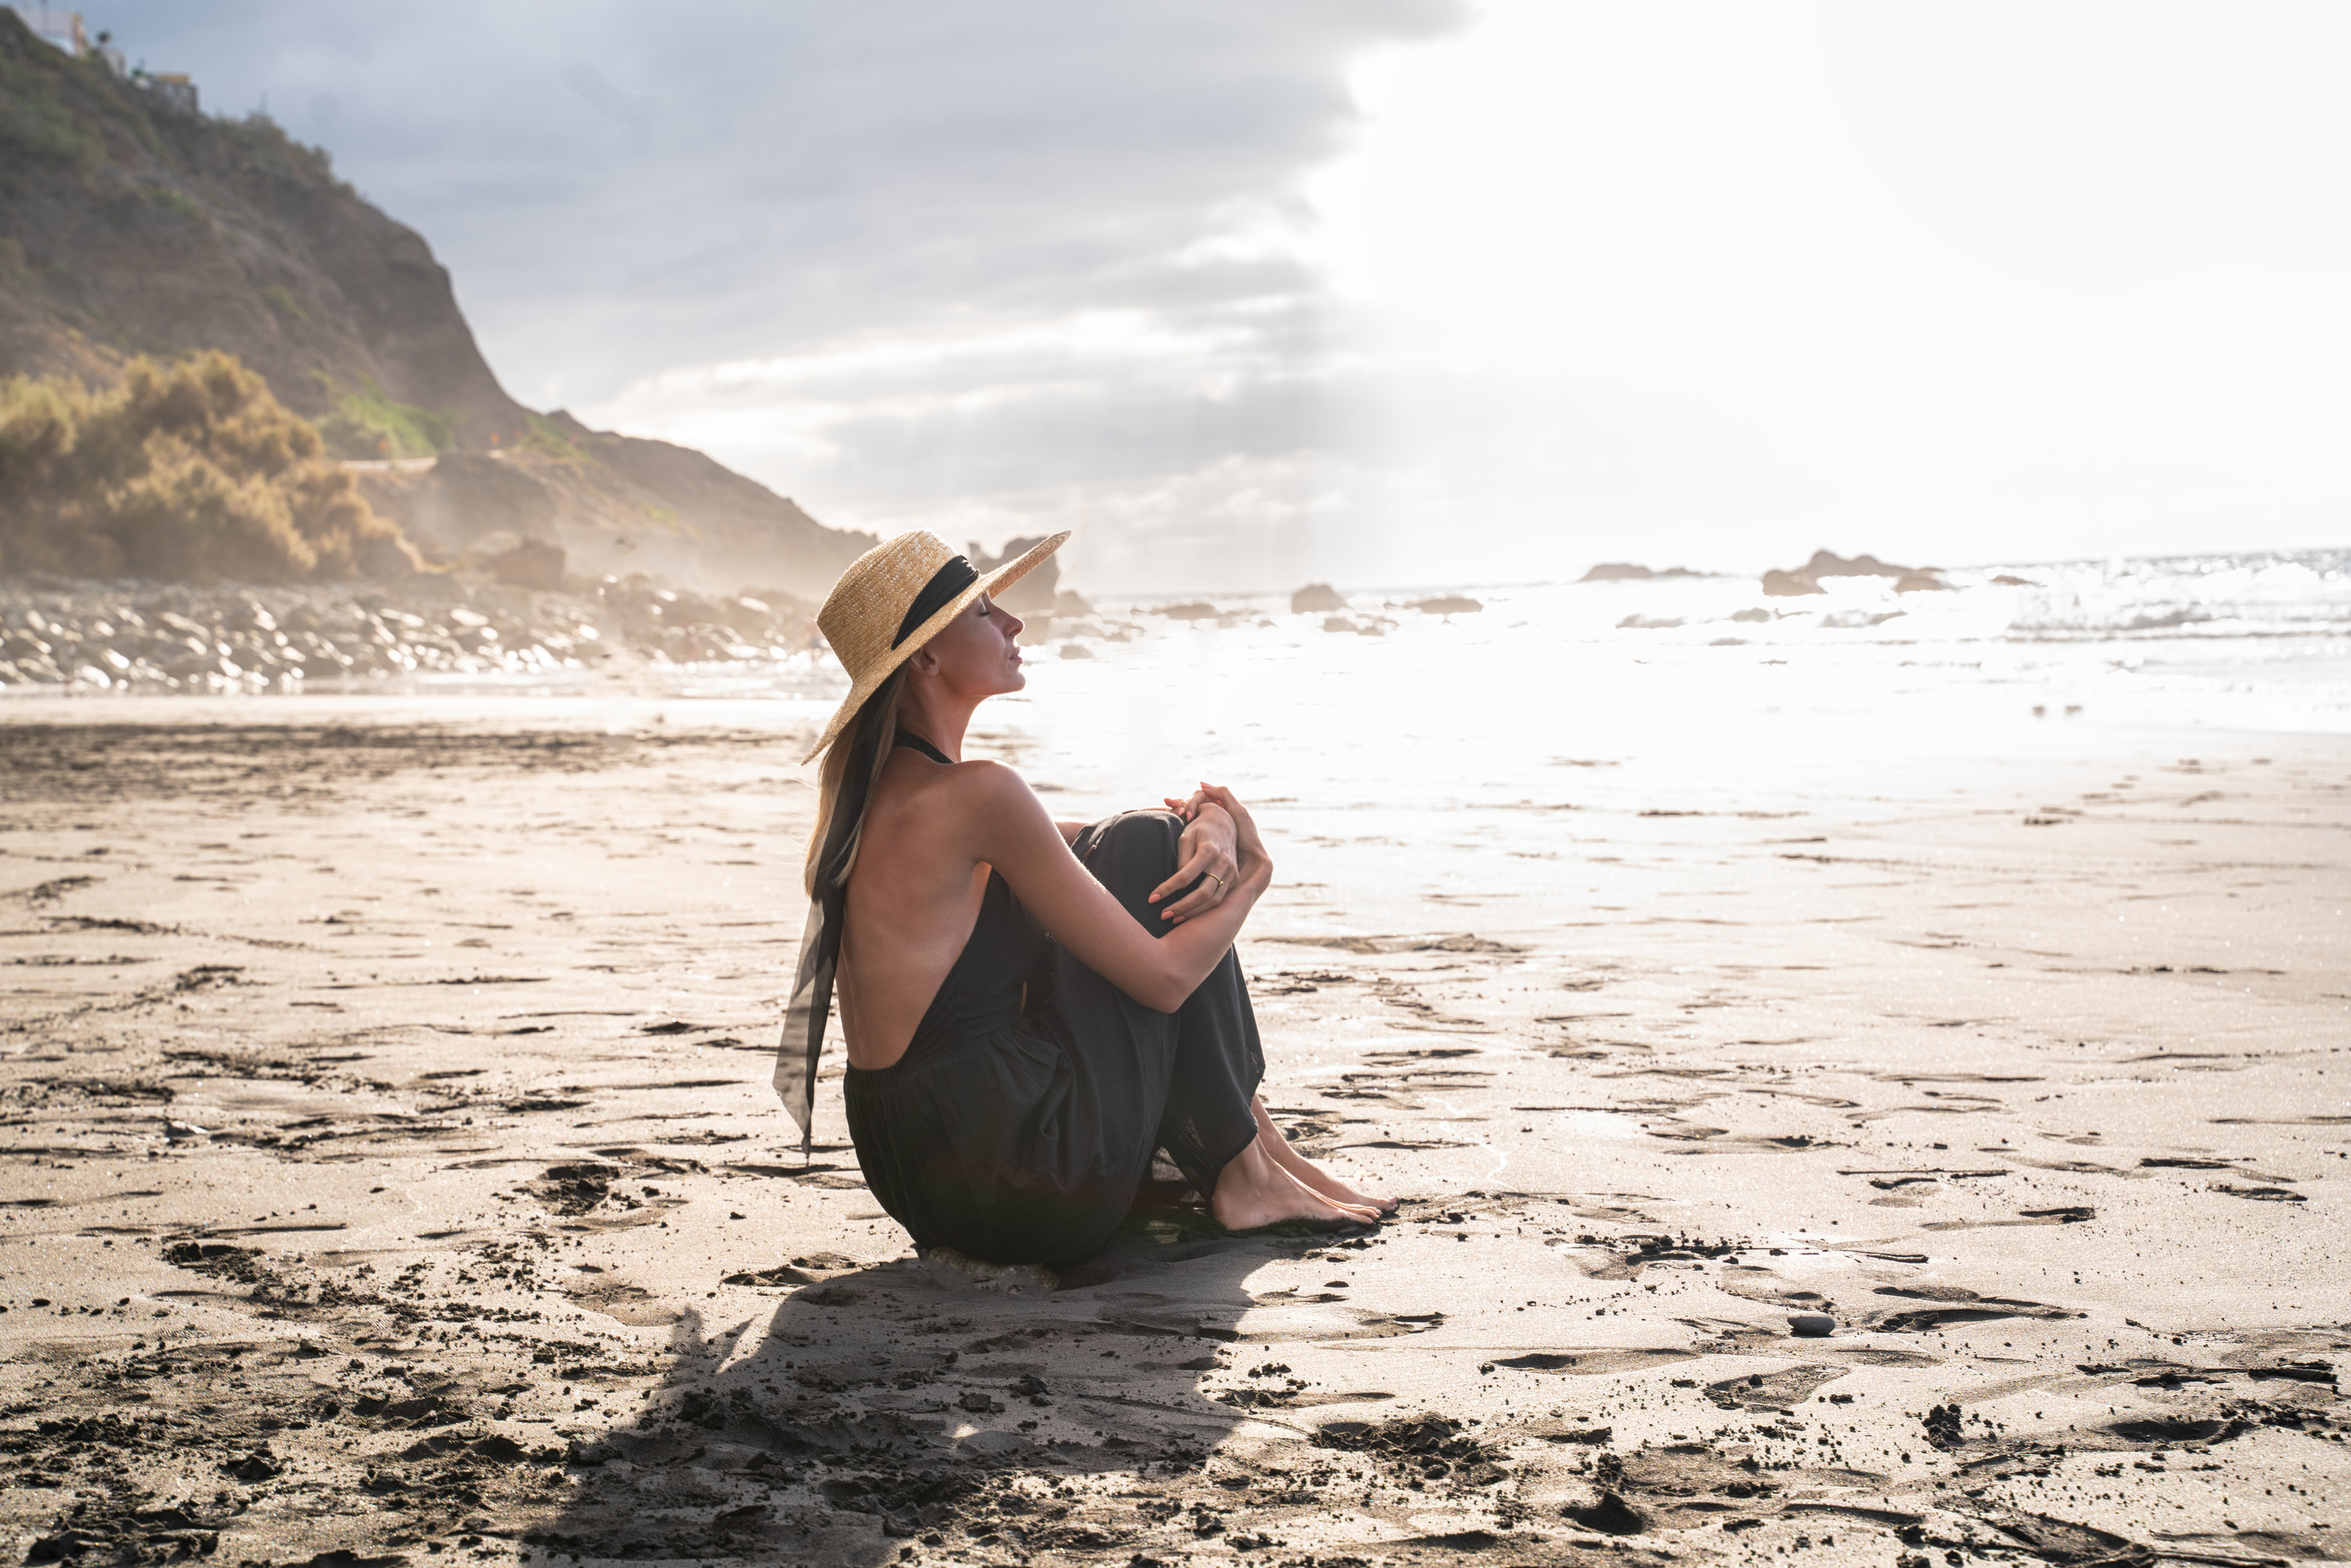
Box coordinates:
[518,1202,1413,1563]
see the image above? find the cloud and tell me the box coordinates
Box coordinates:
[85,2,2351,588]
[90,0,1459,590]
[584,300,1366,588]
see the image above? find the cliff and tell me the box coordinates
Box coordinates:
[0,12,873,596]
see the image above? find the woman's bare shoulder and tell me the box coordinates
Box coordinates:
[894,754,1027,802]
[929,759,1085,867]
[879,754,1046,837]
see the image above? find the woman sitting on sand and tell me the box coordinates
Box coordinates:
[776,531,1389,1267]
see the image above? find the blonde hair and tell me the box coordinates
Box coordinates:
[802,668,907,900]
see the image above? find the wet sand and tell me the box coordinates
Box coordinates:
[1,705,2344,1566]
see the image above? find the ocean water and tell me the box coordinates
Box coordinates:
[930,547,2345,864]
[8,551,2345,810]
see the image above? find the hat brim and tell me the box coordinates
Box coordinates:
[799,531,1069,765]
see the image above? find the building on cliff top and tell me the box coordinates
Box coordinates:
[6,6,166,91]
[9,3,84,54]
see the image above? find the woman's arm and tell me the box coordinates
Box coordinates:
[957,766,1270,1013]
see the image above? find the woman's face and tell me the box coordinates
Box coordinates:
[915,591,1026,698]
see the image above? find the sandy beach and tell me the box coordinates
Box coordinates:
[2,701,2344,1566]
[8,5,2347,1561]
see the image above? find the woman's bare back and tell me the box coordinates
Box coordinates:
[835,748,993,1070]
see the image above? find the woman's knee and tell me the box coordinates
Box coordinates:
[1074,809,1184,916]
[1078,809,1181,871]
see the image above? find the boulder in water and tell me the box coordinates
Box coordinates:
[1763,548,1930,596]
[1802,549,1906,578]
[1291,582,1346,613]
[1581,563,1709,581]
[1411,594,1482,615]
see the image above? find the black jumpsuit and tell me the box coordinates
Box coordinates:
[842,734,1265,1266]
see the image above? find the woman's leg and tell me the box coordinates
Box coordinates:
[1071,811,1378,1230]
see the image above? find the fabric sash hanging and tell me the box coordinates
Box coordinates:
[776,892,835,1156]
[775,719,886,1157]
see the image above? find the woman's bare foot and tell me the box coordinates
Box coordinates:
[1250,1097,1400,1216]
[1210,1133,1378,1233]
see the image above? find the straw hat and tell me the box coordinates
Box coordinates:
[802,529,1068,763]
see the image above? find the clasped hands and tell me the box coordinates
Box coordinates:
[1147,783,1267,923]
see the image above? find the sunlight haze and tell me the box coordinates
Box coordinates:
[81,0,2351,594]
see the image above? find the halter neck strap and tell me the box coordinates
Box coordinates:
[894,730,953,765]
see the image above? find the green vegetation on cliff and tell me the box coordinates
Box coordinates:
[0,10,872,595]
[0,350,414,581]
[315,375,460,460]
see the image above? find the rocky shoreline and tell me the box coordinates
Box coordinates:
[0,574,840,693]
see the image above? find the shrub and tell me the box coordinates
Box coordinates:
[0,351,418,582]
[314,375,458,460]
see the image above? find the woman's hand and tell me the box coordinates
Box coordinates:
[1194,784,1268,870]
[1161,788,1210,822]
[1149,798,1239,923]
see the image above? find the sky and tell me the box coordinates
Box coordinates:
[82,2,2351,593]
